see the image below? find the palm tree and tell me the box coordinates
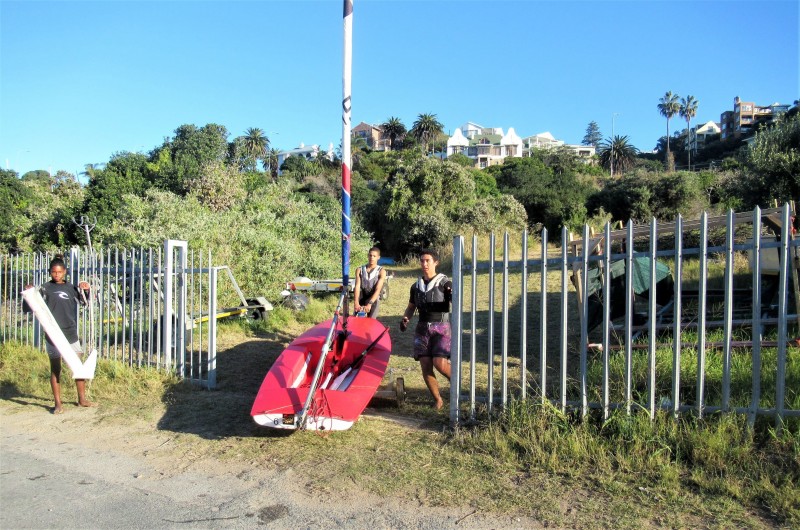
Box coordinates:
[240,127,269,171]
[657,91,681,168]
[350,136,370,168]
[381,116,407,151]
[598,135,639,175]
[266,148,280,180]
[410,113,444,154]
[80,163,103,182]
[680,96,698,170]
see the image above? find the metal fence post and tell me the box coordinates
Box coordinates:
[450,235,464,427]
[208,266,218,390]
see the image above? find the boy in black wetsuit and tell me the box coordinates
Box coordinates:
[26,257,97,414]
[399,249,452,410]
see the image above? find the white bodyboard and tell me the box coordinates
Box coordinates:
[21,287,97,379]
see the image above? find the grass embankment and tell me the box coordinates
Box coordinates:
[1,256,799,528]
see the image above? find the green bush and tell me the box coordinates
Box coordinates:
[98,181,372,302]
[371,155,526,256]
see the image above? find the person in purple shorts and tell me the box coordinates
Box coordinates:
[399,248,452,410]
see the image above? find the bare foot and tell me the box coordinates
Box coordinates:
[52,406,64,415]
[433,399,444,410]
[78,401,98,408]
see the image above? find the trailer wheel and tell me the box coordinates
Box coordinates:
[248,307,267,320]
[395,377,405,406]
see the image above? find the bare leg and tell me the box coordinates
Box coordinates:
[419,357,444,409]
[50,374,63,414]
[433,357,451,381]
[75,380,97,407]
[49,357,63,414]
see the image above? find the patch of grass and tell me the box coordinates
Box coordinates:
[0,340,180,420]
[456,400,799,526]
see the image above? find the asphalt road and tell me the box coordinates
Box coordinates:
[1,407,530,530]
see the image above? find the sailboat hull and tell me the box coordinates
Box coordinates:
[251,317,391,431]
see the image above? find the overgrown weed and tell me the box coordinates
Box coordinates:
[452,399,799,525]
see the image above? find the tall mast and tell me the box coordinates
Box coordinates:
[341,0,353,326]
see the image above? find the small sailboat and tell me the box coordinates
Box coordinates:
[251,311,390,431]
[251,0,391,431]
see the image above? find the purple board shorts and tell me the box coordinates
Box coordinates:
[413,322,451,360]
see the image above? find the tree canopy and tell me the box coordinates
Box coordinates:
[488,156,592,232]
[598,135,639,175]
[657,91,681,170]
[410,113,444,154]
[582,121,602,146]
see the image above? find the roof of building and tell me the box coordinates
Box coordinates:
[469,134,503,146]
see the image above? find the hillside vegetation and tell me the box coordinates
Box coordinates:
[1,112,798,299]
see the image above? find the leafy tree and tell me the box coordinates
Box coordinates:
[582,121,602,146]
[381,116,407,151]
[657,91,681,169]
[447,152,474,168]
[680,95,699,170]
[27,170,85,249]
[353,149,393,183]
[740,112,800,205]
[368,156,480,254]
[598,135,639,175]
[21,170,53,184]
[588,176,653,222]
[185,160,246,212]
[470,168,500,198]
[152,124,230,194]
[1,168,86,251]
[280,155,315,178]
[531,146,583,176]
[0,169,32,252]
[588,170,708,223]
[489,156,592,232]
[692,135,745,166]
[410,113,444,154]
[349,136,371,168]
[83,151,149,228]
[98,182,374,300]
[266,148,280,180]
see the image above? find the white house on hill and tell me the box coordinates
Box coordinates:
[277,143,334,176]
[446,123,524,168]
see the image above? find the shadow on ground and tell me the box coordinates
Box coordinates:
[155,328,421,439]
[0,382,52,411]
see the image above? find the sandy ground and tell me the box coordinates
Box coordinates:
[0,399,544,530]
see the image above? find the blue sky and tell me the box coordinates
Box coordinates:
[1,0,797,179]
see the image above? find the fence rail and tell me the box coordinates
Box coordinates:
[450,204,800,429]
[1,240,218,389]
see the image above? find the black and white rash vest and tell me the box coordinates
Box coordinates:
[358,265,382,300]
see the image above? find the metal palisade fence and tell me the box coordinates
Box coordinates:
[0,240,220,389]
[450,203,800,430]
